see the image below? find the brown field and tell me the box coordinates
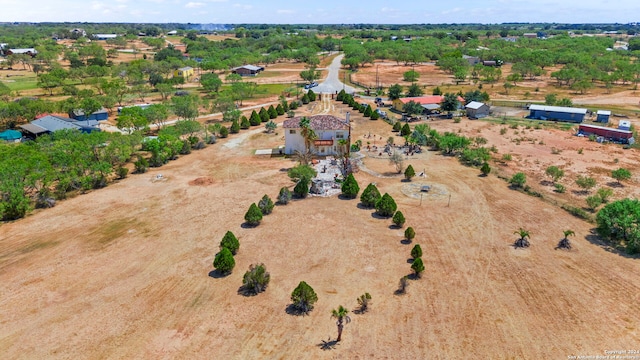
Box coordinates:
[2,98,640,359]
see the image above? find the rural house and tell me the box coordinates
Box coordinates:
[392,95,465,113]
[465,101,490,119]
[231,64,265,76]
[174,66,194,80]
[4,48,38,57]
[283,114,350,156]
[528,105,587,123]
[68,107,109,121]
[19,115,100,138]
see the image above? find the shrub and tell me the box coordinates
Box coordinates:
[405,227,416,242]
[509,172,526,188]
[220,230,240,255]
[392,122,402,132]
[375,193,397,217]
[364,105,372,117]
[134,155,148,173]
[576,175,596,193]
[249,110,261,126]
[411,244,422,259]
[356,292,372,313]
[612,168,632,185]
[290,281,318,314]
[301,93,310,104]
[290,100,299,110]
[586,195,603,211]
[116,166,129,179]
[179,139,191,155]
[288,164,317,182]
[293,177,310,198]
[268,105,278,119]
[341,173,360,199]
[219,126,229,138]
[244,203,263,226]
[370,111,380,120]
[404,164,416,181]
[411,257,425,278]
[258,194,275,215]
[401,123,411,136]
[554,183,566,193]
[307,90,316,102]
[213,247,235,275]
[240,116,250,129]
[230,119,240,134]
[500,128,507,135]
[277,187,292,205]
[259,108,269,123]
[502,153,512,161]
[360,183,381,208]
[597,188,613,203]
[241,263,270,295]
[276,104,285,115]
[545,165,564,183]
[480,162,491,176]
[392,211,406,227]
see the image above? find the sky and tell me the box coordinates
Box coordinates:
[1,0,639,24]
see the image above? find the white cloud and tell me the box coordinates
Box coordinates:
[185,2,205,8]
[277,9,294,14]
[233,3,252,10]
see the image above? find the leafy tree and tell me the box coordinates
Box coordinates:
[402,100,424,117]
[171,94,200,120]
[392,122,402,132]
[288,164,317,182]
[586,195,603,211]
[277,186,292,205]
[298,117,317,154]
[356,293,372,313]
[514,228,530,248]
[411,257,425,278]
[331,306,351,342]
[307,90,317,102]
[509,172,526,188]
[411,244,422,259]
[596,199,640,254]
[363,105,373,118]
[545,93,558,106]
[338,173,359,198]
[223,108,242,123]
[575,175,596,193]
[556,98,573,107]
[404,164,416,181]
[265,120,277,133]
[200,72,223,93]
[370,111,380,120]
[293,177,310,198]
[220,230,240,255]
[545,166,565,183]
[405,83,423,97]
[375,193,397,217]
[241,263,270,295]
[403,70,420,82]
[213,247,235,275]
[480,162,491,176]
[392,211,406,227]
[230,119,240,134]
[389,150,404,174]
[401,123,412,136]
[612,168,631,186]
[360,183,381,208]
[244,203,263,226]
[290,281,318,314]
[596,188,614,203]
[387,84,403,100]
[258,194,275,215]
[299,66,321,83]
[441,93,459,114]
[404,226,416,242]
[259,107,270,123]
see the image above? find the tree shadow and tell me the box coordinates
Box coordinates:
[406,258,415,263]
[208,270,229,279]
[337,194,356,201]
[285,304,308,316]
[571,190,589,196]
[584,231,640,259]
[317,337,339,351]
[477,173,488,178]
[606,181,623,188]
[356,203,374,210]
[400,178,411,183]
[388,224,402,230]
[237,285,260,297]
[400,239,412,245]
[539,180,554,186]
[370,212,391,220]
[241,222,260,229]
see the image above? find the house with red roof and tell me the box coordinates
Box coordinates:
[392,95,465,113]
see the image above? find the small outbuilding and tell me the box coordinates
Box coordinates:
[618,120,631,131]
[465,101,490,119]
[174,66,194,80]
[0,129,22,142]
[231,64,265,76]
[528,105,587,123]
[596,110,611,123]
[69,108,108,121]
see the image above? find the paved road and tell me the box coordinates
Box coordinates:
[313,54,357,95]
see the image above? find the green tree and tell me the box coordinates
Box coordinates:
[586,195,603,211]
[249,110,261,126]
[241,263,270,295]
[404,164,416,181]
[241,116,251,129]
[392,122,402,132]
[331,305,351,342]
[268,105,278,119]
[480,162,491,176]
[244,203,263,226]
[300,66,321,83]
[276,104,285,116]
[575,175,596,193]
[360,183,381,208]
[545,93,557,106]
[341,173,360,199]
[277,186,292,205]
[411,257,425,278]
[514,228,530,248]
[401,123,411,136]
[213,247,235,275]
[403,70,420,82]
[259,107,269,123]
[509,172,526,188]
[612,168,631,186]
[288,164,317,182]
[299,117,317,154]
[388,84,403,100]
[258,194,275,215]
[392,211,406,227]
[389,150,404,173]
[218,125,229,138]
[402,100,424,117]
[597,188,614,203]
[375,193,397,217]
[290,281,318,314]
[404,226,416,242]
[596,199,640,254]
[432,86,442,95]
[293,177,310,198]
[220,230,240,255]
[545,166,565,183]
[406,83,423,97]
[200,72,223,93]
[171,94,200,120]
[411,244,422,259]
[557,230,575,250]
[230,119,240,134]
[441,93,459,114]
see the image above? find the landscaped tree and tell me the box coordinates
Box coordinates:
[392,121,402,132]
[612,168,631,186]
[258,194,275,215]
[509,172,526,188]
[404,164,416,181]
[288,164,317,182]
[403,70,420,82]
[277,186,293,205]
[240,116,251,129]
[406,83,423,97]
[480,162,491,176]
[575,175,596,193]
[213,247,235,275]
[293,177,310,198]
[290,281,318,314]
[259,107,269,123]
[411,257,425,278]
[400,123,412,136]
[341,173,360,199]
[389,151,404,174]
[331,306,351,342]
[392,211,406,227]
[276,104,285,116]
[200,72,223,93]
[404,226,416,242]
[557,230,574,250]
[596,198,640,254]
[514,228,530,248]
[356,293,372,313]
[402,101,423,118]
[265,120,277,133]
[411,244,422,259]
[387,84,403,100]
[241,263,270,295]
[249,110,261,126]
[268,105,278,119]
[218,126,229,138]
[244,203,263,226]
[220,230,240,255]
[363,105,372,118]
[375,193,397,217]
[230,119,240,134]
[441,93,460,114]
[360,183,381,208]
[545,165,565,183]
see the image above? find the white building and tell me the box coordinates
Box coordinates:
[283,114,350,156]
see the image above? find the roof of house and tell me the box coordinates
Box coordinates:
[579,123,632,134]
[597,110,611,116]
[19,123,49,134]
[70,107,108,117]
[177,66,193,71]
[283,115,349,131]
[529,104,587,115]
[465,101,487,110]
[397,95,465,105]
[9,48,37,54]
[93,34,118,38]
[231,64,264,71]
[32,115,82,132]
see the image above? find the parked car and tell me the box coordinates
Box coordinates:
[304,82,318,89]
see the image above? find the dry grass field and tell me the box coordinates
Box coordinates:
[2,99,640,359]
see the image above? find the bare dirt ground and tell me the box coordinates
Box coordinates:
[2,99,640,359]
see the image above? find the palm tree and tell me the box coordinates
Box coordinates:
[557,230,574,250]
[299,116,317,154]
[514,228,530,248]
[331,305,351,342]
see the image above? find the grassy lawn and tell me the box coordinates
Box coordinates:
[2,73,38,92]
